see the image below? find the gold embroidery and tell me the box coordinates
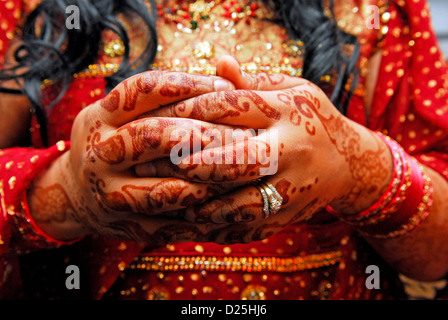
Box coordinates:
[40,0,390,100]
[190,41,215,59]
[42,61,306,89]
[146,286,170,300]
[0,180,7,219]
[241,285,267,300]
[8,176,16,190]
[104,39,125,58]
[129,250,342,273]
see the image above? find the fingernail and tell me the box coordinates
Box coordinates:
[214,79,232,91]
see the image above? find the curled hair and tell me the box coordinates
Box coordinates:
[277,0,360,113]
[0,0,157,145]
[0,0,359,145]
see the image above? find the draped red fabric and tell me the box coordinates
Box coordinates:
[0,0,447,299]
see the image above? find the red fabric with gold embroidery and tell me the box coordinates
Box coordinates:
[1,0,448,299]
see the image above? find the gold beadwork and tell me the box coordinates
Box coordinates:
[118,261,126,271]
[104,39,125,57]
[0,180,6,218]
[5,161,14,170]
[282,39,305,58]
[146,286,170,300]
[318,280,333,300]
[8,176,16,190]
[241,285,267,300]
[191,41,215,59]
[128,250,342,273]
[41,61,311,89]
[30,155,39,164]
[56,140,67,152]
[150,62,304,77]
[74,63,119,80]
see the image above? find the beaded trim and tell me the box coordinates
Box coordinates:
[11,196,62,249]
[71,62,305,78]
[41,61,333,89]
[150,62,305,77]
[358,160,433,239]
[338,133,412,226]
[128,250,342,273]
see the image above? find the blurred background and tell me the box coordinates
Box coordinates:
[428,0,448,58]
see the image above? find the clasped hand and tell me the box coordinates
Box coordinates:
[63,56,392,245]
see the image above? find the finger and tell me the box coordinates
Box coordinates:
[116,208,279,245]
[91,117,254,168]
[106,214,212,245]
[183,181,283,224]
[135,132,279,183]
[184,185,263,224]
[149,89,282,127]
[117,118,204,165]
[95,71,235,127]
[216,55,308,90]
[94,176,237,215]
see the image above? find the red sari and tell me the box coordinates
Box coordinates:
[1,0,448,300]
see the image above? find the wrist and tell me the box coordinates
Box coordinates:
[328,132,432,239]
[27,150,87,242]
[330,127,394,215]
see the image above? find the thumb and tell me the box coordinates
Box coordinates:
[216,55,308,91]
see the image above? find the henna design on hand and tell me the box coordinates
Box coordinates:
[117,119,164,161]
[107,220,206,246]
[274,178,291,205]
[192,198,259,223]
[180,140,270,182]
[122,75,157,111]
[100,89,120,112]
[290,198,321,224]
[121,179,188,214]
[264,73,286,86]
[101,71,204,115]
[180,186,221,207]
[30,184,73,224]
[95,179,132,212]
[174,90,281,121]
[90,132,126,165]
[290,88,389,209]
[158,72,196,97]
[278,90,317,134]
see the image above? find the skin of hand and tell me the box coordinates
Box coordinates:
[138,56,448,282]
[30,57,391,246]
[27,70,263,245]
[138,56,394,242]
[19,56,448,281]
[21,54,448,281]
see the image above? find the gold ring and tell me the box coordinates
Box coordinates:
[252,180,283,218]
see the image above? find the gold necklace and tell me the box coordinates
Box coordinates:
[152,0,262,31]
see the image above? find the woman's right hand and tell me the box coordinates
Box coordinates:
[28,71,242,245]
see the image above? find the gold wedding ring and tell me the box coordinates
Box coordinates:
[252,180,283,218]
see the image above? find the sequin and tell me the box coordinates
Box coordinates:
[146,286,170,300]
[240,285,266,300]
[104,39,125,57]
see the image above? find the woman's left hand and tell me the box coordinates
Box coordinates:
[137,57,393,243]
